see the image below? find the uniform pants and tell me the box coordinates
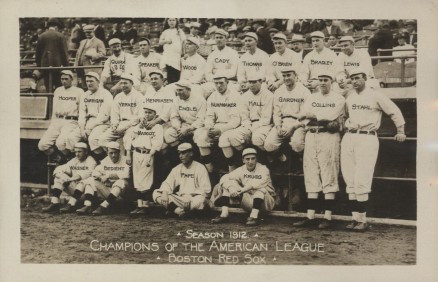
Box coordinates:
[38,118,80,152]
[53,173,86,195]
[264,118,306,152]
[87,124,111,151]
[163,123,193,145]
[84,178,128,199]
[152,191,207,211]
[133,150,154,191]
[251,125,273,148]
[303,132,340,194]
[98,121,134,149]
[341,133,379,195]
[220,126,251,148]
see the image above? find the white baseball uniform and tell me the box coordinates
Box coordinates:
[135,52,163,93]
[100,51,139,87]
[267,48,303,86]
[302,47,343,81]
[237,48,270,84]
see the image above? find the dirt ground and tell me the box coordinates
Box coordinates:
[21,199,416,265]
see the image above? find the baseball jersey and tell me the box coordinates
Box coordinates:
[52,86,84,118]
[91,155,129,181]
[272,83,311,127]
[205,88,241,132]
[170,93,206,129]
[267,48,303,84]
[180,53,206,84]
[158,161,211,197]
[126,123,164,151]
[78,87,113,129]
[237,48,270,83]
[111,89,143,127]
[300,90,346,126]
[205,46,239,81]
[302,47,343,80]
[220,163,275,195]
[136,52,163,83]
[101,52,139,85]
[54,156,97,180]
[240,86,274,129]
[142,85,176,123]
[344,87,405,131]
[338,48,375,79]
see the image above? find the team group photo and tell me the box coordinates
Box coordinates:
[19,16,417,265]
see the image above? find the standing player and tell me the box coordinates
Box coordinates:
[210,148,275,226]
[266,33,302,92]
[293,70,345,229]
[42,142,97,213]
[179,37,207,98]
[77,72,113,161]
[290,34,309,63]
[76,142,129,215]
[126,103,164,215]
[341,69,406,231]
[153,143,211,218]
[135,37,164,95]
[38,70,84,163]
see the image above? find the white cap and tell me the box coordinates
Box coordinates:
[291,34,305,43]
[310,31,325,38]
[280,66,298,74]
[215,28,229,37]
[142,102,159,113]
[60,70,74,78]
[149,69,164,78]
[85,71,100,81]
[177,143,193,152]
[186,36,201,48]
[317,69,334,80]
[107,141,120,150]
[213,70,228,80]
[242,148,257,157]
[74,142,88,150]
[108,38,122,46]
[190,22,201,29]
[247,72,264,81]
[244,32,258,41]
[272,33,287,41]
[120,73,135,83]
[83,24,95,32]
[339,36,355,43]
[175,79,192,89]
[349,68,367,78]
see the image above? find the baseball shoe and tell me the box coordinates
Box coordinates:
[129,207,143,216]
[136,208,148,215]
[76,205,93,215]
[292,218,318,227]
[92,206,108,216]
[246,217,261,226]
[60,204,76,214]
[345,220,358,230]
[353,222,369,232]
[42,203,60,213]
[211,216,229,224]
[318,219,332,229]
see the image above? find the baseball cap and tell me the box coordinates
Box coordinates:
[212,70,228,80]
[228,26,237,33]
[242,148,257,157]
[142,102,159,113]
[349,68,367,78]
[177,143,193,152]
[60,70,74,78]
[120,73,135,83]
[269,28,279,33]
[107,141,120,150]
[247,72,264,81]
[244,32,258,41]
[83,25,95,32]
[215,28,229,37]
[138,38,151,45]
[175,79,192,89]
[317,70,334,80]
[85,71,100,81]
[149,69,164,78]
[280,66,298,74]
[339,36,355,43]
[242,26,252,32]
[74,142,88,150]
[272,33,287,41]
[186,36,201,48]
[190,22,201,29]
[310,31,325,38]
[108,38,122,46]
[291,34,305,43]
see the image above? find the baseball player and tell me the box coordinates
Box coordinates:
[341,68,406,231]
[135,37,164,95]
[42,142,97,213]
[164,79,206,148]
[266,33,302,92]
[337,36,379,92]
[98,73,143,152]
[77,72,113,161]
[126,103,164,215]
[204,29,240,93]
[290,34,309,63]
[264,66,311,162]
[152,143,211,218]
[38,70,85,163]
[179,36,207,98]
[210,148,275,226]
[76,141,129,215]
[301,31,343,93]
[237,32,270,92]
[100,38,139,96]
[193,71,241,173]
[293,70,345,229]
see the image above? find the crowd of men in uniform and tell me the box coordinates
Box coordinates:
[36,24,407,231]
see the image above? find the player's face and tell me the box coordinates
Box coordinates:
[176,87,190,100]
[139,42,150,54]
[150,74,164,89]
[215,34,227,48]
[318,77,332,94]
[248,80,262,94]
[340,41,354,56]
[282,72,297,87]
[84,30,93,39]
[120,79,133,93]
[111,43,122,56]
[244,37,257,49]
[273,39,286,53]
[191,27,200,36]
[86,77,99,92]
[243,154,257,171]
[179,150,193,164]
[185,41,197,54]
[311,37,324,50]
[75,148,87,162]
[167,18,177,28]
[60,74,73,88]
[214,78,228,94]
[351,74,366,91]
[291,42,303,52]
[108,148,120,163]
[143,108,156,122]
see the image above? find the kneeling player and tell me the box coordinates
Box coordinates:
[210,148,275,226]
[76,142,129,215]
[153,143,211,217]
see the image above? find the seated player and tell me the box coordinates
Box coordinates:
[152,143,211,218]
[76,141,129,215]
[210,148,276,226]
[42,142,97,213]
[126,103,164,215]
